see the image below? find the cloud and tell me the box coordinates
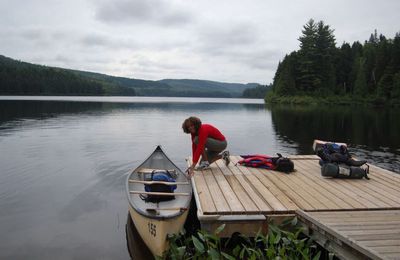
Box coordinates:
[94,0,193,27]
[2,0,400,84]
[197,22,259,51]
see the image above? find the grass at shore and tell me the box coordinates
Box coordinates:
[265,92,400,107]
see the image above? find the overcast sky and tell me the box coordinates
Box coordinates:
[1,0,399,84]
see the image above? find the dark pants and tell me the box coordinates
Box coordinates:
[193,137,227,162]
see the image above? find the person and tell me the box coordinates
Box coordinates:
[182,116,230,177]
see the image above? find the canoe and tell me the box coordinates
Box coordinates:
[312,139,347,152]
[126,145,192,257]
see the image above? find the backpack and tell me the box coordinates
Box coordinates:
[316,143,351,164]
[274,154,295,173]
[321,163,369,180]
[316,142,367,167]
[143,170,177,202]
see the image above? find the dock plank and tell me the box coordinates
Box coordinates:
[226,158,272,213]
[215,160,260,214]
[193,169,216,214]
[202,168,231,213]
[231,156,290,211]
[273,161,342,209]
[210,163,245,212]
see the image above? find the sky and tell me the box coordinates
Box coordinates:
[0,0,399,84]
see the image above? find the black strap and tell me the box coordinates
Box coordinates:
[364,164,370,180]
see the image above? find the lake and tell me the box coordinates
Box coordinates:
[0,96,399,259]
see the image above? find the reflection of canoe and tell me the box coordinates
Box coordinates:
[126,145,192,257]
[125,213,154,260]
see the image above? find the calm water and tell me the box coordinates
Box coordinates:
[0,96,399,259]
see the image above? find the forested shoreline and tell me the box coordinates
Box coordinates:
[267,19,400,106]
[0,55,256,98]
[0,55,136,96]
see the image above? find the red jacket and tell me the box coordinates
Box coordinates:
[191,124,225,164]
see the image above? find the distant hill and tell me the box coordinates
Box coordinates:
[0,54,260,97]
[0,55,135,96]
[159,79,260,98]
[73,71,260,97]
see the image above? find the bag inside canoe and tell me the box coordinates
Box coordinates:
[142,170,177,202]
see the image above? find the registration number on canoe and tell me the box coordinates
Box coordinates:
[148,222,156,237]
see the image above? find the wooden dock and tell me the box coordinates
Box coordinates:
[297,210,400,260]
[187,154,400,259]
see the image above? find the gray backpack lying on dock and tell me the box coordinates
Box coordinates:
[321,163,369,179]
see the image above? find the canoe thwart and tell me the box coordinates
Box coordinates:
[129,191,191,196]
[146,207,188,215]
[129,179,189,185]
[137,168,176,174]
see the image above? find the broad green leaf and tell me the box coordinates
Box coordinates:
[215,224,225,235]
[208,248,220,260]
[221,251,236,260]
[192,235,205,254]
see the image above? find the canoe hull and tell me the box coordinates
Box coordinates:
[313,139,347,152]
[128,205,189,257]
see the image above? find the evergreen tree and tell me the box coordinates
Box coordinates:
[335,43,353,94]
[354,57,368,96]
[275,54,297,96]
[375,36,390,83]
[392,72,400,99]
[363,42,377,93]
[315,21,336,94]
[368,29,379,45]
[348,41,364,93]
[297,19,319,92]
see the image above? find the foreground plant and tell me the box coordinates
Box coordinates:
[159,217,321,260]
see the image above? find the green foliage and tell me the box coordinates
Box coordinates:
[0,55,258,97]
[242,84,272,98]
[274,54,297,96]
[0,55,135,96]
[353,57,368,96]
[392,72,400,100]
[160,218,321,260]
[271,19,400,106]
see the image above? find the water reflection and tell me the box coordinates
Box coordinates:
[126,213,154,260]
[0,100,264,130]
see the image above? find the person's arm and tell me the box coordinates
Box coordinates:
[192,128,207,165]
[187,128,207,177]
[187,135,197,177]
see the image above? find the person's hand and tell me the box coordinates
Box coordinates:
[186,165,195,178]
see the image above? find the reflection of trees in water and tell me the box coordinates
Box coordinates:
[0,100,104,123]
[269,104,400,155]
[0,100,264,128]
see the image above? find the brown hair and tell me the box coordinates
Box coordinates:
[182,116,202,134]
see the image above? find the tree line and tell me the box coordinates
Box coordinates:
[0,55,135,96]
[242,84,272,98]
[269,19,400,105]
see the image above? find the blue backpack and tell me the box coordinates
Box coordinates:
[144,170,177,202]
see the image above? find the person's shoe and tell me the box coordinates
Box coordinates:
[222,150,230,166]
[195,161,210,170]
